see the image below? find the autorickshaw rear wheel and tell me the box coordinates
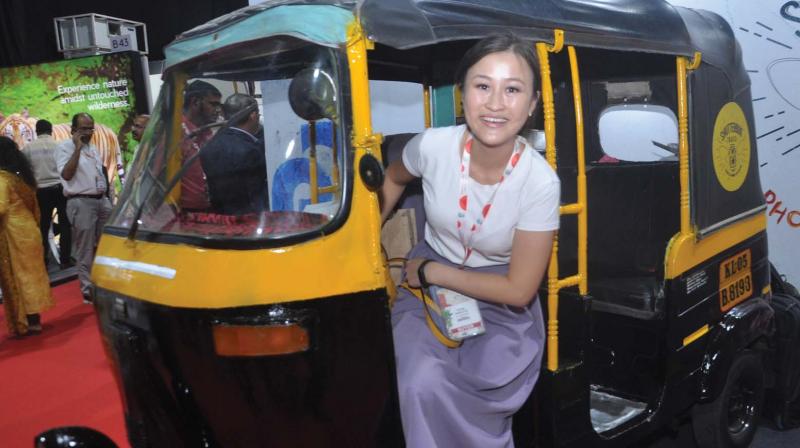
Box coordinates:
[692,351,765,448]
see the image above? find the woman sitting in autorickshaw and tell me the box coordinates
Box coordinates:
[380,33,561,447]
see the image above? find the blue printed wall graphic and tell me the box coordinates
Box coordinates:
[271,120,335,211]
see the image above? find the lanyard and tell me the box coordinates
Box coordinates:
[456,134,523,266]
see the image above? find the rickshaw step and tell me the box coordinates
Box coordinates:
[589,389,648,433]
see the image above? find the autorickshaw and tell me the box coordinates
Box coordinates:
[37,1,792,447]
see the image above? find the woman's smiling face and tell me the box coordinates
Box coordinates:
[462,50,538,152]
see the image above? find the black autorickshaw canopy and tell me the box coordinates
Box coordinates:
[173,0,747,88]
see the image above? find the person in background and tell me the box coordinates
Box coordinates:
[380,33,560,447]
[0,136,54,337]
[181,80,222,211]
[55,113,111,304]
[131,114,150,144]
[21,119,72,269]
[119,114,151,188]
[200,93,268,215]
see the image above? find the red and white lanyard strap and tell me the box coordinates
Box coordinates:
[456,134,523,266]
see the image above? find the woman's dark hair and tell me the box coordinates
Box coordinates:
[0,136,37,188]
[454,32,541,93]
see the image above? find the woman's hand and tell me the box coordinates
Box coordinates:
[427,230,555,307]
[404,257,431,288]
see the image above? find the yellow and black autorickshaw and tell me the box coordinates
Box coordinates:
[37,1,797,447]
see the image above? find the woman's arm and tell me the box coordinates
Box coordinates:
[405,229,555,307]
[380,159,417,223]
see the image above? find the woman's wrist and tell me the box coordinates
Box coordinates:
[417,259,435,288]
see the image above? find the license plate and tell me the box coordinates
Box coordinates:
[719,249,753,312]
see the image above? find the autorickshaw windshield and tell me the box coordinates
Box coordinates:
[108,39,350,242]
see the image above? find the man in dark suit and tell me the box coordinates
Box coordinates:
[200,93,268,215]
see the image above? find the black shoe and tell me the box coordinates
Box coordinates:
[82,294,93,304]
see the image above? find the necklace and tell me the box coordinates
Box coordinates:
[455,134,523,266]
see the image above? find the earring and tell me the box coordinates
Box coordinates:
[528,110,533,117]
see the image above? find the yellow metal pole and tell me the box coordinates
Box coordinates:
[423,83,432,129]
[346,22,376,152]
[453,84,463,120]
[166,72,188,206]
[330,125,340,192]
[536,29,564,372]
[676,51,701,236]
[545,237,561,371]
[567,46,588,296]
[309,120,319,204]
[537,46,558,168]
[346,19,392,297]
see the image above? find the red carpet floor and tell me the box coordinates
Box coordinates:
[0,280,128,448]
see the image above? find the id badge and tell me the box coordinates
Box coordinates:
[430,286,486,340]
[95,164,106,192]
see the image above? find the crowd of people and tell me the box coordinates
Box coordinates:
[1,81,269,338]
[179,80,268,215]
[0,111,150,337]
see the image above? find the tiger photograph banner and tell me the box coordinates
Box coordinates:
[0,52,148,188]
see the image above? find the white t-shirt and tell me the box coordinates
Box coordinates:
[402,125,560,267]
[21,135,61,188]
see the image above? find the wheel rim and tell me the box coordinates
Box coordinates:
[726,371,759,437]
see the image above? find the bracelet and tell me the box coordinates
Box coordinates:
[417,259,434,289]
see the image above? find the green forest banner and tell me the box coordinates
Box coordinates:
[0,52,146,170]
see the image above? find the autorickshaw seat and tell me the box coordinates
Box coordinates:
[584,162,678,320]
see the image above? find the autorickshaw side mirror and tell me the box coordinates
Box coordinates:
[359,153,384,191]
[288,67,337,121]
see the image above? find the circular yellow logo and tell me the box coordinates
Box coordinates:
[712,102,750,192]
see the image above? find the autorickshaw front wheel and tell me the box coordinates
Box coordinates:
[692,351,765,448]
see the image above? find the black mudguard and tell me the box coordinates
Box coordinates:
[697,296,774,403]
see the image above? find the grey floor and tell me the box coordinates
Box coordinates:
[754,424,800,448]
[643,419,800,447]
